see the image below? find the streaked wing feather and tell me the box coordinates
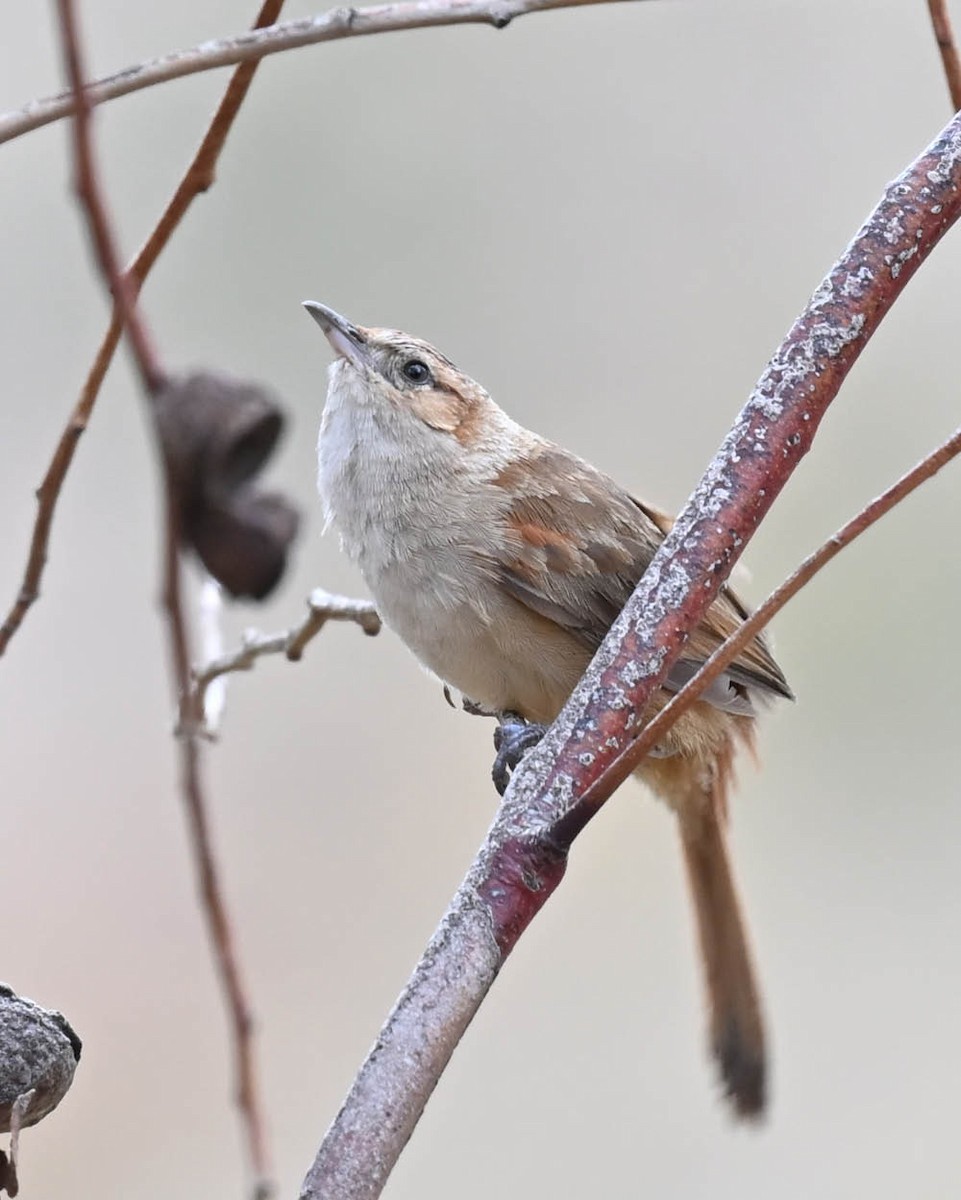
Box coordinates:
[492,443,791,707]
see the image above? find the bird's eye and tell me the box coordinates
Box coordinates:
[401,359,431,385]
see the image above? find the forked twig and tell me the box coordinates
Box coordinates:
[184,588,381,737]
[54,3,279,1194]
[0,0,288,658]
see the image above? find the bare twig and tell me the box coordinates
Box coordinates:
[185,588,381,737]
[1,0,635,147]
[928,0,961,111]
[162,503,274,1200]
[180,734,273,1199]
[557,421,961,838]
[55,4,279,1194]
[300,109,961,1200]
[0,0,288,657]
[55,0,163,394]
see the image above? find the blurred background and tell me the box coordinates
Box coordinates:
[3,1,961,1196]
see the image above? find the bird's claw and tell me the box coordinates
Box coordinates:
[491,715,548,795]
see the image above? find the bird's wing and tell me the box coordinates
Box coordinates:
[489,441,791,710]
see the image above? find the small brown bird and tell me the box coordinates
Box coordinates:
[305,302,792,1119]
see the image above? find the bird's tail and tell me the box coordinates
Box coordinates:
[649,734,767,1119]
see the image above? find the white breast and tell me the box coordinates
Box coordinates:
[318,362,570,712]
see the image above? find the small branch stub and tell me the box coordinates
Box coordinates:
[184,589,381,736]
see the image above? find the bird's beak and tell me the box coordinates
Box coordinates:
[302,301,369,368]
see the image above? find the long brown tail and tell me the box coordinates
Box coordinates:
[676,773,766,1119]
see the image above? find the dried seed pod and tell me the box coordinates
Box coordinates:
[153,371,300,599]
[0,985,81,1196]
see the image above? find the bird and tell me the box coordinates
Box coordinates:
[304,300,792,1119]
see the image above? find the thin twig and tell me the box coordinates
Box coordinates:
[300,108,961,1200]
[161,484,274,1200]
[184,588,381,737]
[0,0,635,147]
[0,0,288,657]
[55,0,163,394]
[55,3,280,1194]
[180,737,274,1199]
[928,0,961,111]
[172,583,274,1200]
[555,422,961,840]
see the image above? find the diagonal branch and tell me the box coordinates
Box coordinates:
[0,0,288,658]
[299,106,961,1200]
[557,421,961,839]
[0,0,637,147]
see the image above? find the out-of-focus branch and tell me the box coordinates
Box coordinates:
[299,108,961,1200]
[184,588,381,737]
[0,0,636,146]
[928,0,961,111]
[55,0,163,394]
[54,5,280,1196]
[0,0,288,658]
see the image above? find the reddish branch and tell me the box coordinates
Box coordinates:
[55,0,162,393]
[300,109,961,1200]
[0,0,286,657]
[54,3,281,1195]
[929,0,961,111]
[569,421,961,827]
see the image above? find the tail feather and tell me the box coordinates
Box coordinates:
[640,712,768,1117]
[678,796,766,1118]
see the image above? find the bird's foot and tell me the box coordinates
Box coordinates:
[443,686,499,719]
[492,714,548,796]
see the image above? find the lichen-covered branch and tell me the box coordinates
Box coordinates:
[300,106,961,1200]
[569,421,961,822]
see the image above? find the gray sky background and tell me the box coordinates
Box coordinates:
[3,2,961,1197]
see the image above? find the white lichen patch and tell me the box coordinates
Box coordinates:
[926,134,961,185]
[887,242,919,278]
[620,647,668,689]
[841,264,875,298]
[809,276,835,310]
